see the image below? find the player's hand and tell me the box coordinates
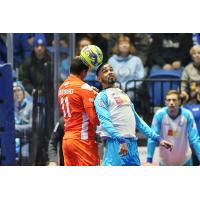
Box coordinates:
[91,86,99,97]
[48,162,57,166]
[119,143,128,156]
[159,140,173,151]
[143,162,153,166]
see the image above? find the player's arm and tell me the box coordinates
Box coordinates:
[147,114,162,163]
[82,87,99,127]
[131,103,162,143]
[94,92,126,144]
[85,106,99,126]
[187,112,200,163]
[48,118,64,166]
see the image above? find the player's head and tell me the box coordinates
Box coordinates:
[70,56,89,80]
[165,90,181,112]
[96,63,116,88]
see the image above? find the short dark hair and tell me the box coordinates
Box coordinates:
[70,56,89,75]
[96,63,105,77]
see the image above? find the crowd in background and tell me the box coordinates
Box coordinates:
[1,33,200,165]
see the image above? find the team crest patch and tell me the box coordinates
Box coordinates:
[98,99,105,107]
[178,120,184,127]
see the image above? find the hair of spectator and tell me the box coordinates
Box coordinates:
[190,45,200,55]
[112,35,136,55]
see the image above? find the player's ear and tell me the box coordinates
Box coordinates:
[97,75,102,82]
[80,69,88,79]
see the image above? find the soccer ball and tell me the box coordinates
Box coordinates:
[80,45,103,70]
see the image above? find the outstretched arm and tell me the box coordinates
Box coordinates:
[131,103,161,142]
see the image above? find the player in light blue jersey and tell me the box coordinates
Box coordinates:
[94,63,173,166]
[147,90,200,166]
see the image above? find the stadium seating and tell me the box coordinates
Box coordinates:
[148,69,182,106]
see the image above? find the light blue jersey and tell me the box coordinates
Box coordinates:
[147,107,200,166]
[94,87,161,166]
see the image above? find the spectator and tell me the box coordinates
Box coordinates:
[186,81,200,105]
[124,33,152,67]
[181,45,200,103]
[19,33,53,166]
[147,33,193,74]
[19,33,52,95]
[76,36,92,55]
[59,57,70,82]
[108,35,145,100]
[147,90,200,166]
[13,81,33,165]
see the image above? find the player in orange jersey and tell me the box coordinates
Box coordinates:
[58,57,100,166]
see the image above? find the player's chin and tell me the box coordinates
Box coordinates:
[108,77,116,84]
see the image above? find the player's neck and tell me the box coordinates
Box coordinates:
[103,84,114,89]
[168,109,180,119]
[70,73,83,80]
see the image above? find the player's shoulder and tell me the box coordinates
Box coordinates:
[81,83,93,91]
[95,90,108,104]
[181,107,194,119]
[95,92,108,108]
[154,107,167,117]
[96,90,107,100]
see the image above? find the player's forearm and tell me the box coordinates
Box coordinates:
[146,138,157,163]
[135,115,161,142]
[100,120,126,143]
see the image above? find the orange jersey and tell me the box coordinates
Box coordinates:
[58,75,99,140]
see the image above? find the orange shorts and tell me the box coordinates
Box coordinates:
[62,139,100,166]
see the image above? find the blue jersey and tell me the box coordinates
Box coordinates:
[94,87,161,143]
[147,107,200,165]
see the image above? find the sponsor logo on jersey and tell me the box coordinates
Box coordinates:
[167,129,178,137]
[114,96,123,105]
[64,89,74,94]
[168,129,173,136]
